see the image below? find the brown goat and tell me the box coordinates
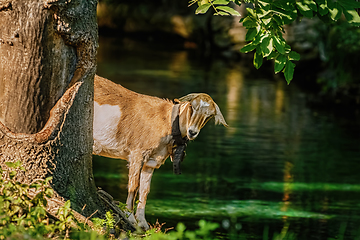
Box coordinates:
[93,75,227,230]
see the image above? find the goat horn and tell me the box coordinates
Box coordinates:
[178,93,201,102]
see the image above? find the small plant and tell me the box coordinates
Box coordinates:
[118,201,133,218]
[118,201,128,212]
[0,161,90,239]
[92,210,117,237]
[0,161,55,238]
[57,200,81,237]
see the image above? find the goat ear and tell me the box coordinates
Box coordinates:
[214,103,228,127]
[178,93,201,102]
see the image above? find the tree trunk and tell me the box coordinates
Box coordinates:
[0,0,134,231]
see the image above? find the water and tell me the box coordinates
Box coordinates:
[93,36,360,239]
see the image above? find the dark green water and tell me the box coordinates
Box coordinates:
[94,36,360,239]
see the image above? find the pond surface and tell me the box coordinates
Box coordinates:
[93,36,360,239]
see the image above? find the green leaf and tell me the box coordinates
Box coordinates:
[262,17,271,25]
[195,3,211,14]
[307,0,318,11]
[326,0,335,9]
[29,182,41,190]
[256,8,268,18]
[273,36,285,54]
[253,47,263,69]
[270,19,284,33]
[284,43,291,53]
[45,176,52,184]
[329,3,343,20]
[338,0,360,9]
[343,10,360,24]
[5,162,16,168]
[45,188,54,198]
[246,8,257,18]
[213,0,229,5]
[245,26,260,41]
[296,2,314,18]
[5,161,21,168]
[273,0,291,9]
[240,42,257,53]
[274,54,287,73]
[9,170,17,179]
[260,35,273,57]
[283,60,296,84]
[258,0,271,11]
[216,6,241,16]
[273,14,285,26]
[214,11,230,16]
[242,16,258,28]
[289,51,301,61]
[177,222,186,233]
[318,1,329,16]
[271,7,296,24]
[267,51,279,60]
[197,0,209,6]
[64,200,71,209]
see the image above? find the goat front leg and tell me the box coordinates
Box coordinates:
[126,159,142,226]
[135,165,154,230]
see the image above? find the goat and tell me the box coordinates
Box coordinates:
[93,75,228,230]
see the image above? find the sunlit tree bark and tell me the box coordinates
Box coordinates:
[0,0,134,230]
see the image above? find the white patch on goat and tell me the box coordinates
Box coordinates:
[200,99,210,107]
[93,102,122,155]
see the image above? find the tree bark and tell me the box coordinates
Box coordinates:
[0,0,134,232]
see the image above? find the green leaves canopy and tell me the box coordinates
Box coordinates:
[190,0,241,16]
[190,0,360,84]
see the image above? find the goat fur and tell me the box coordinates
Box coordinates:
[93,75,227,230]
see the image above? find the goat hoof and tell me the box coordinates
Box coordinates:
[135,208,149,231]
[137,219,150,231]
[127,212,137,226]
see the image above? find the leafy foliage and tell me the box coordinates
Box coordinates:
[92,211,117,237]
[0,161,101,239]
[190,0,360,84]
[0,161,55,239]
[189,0,241,16]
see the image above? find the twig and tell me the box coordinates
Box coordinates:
[84,209,98,227]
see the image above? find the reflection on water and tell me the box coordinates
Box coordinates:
[94,36,360,239]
